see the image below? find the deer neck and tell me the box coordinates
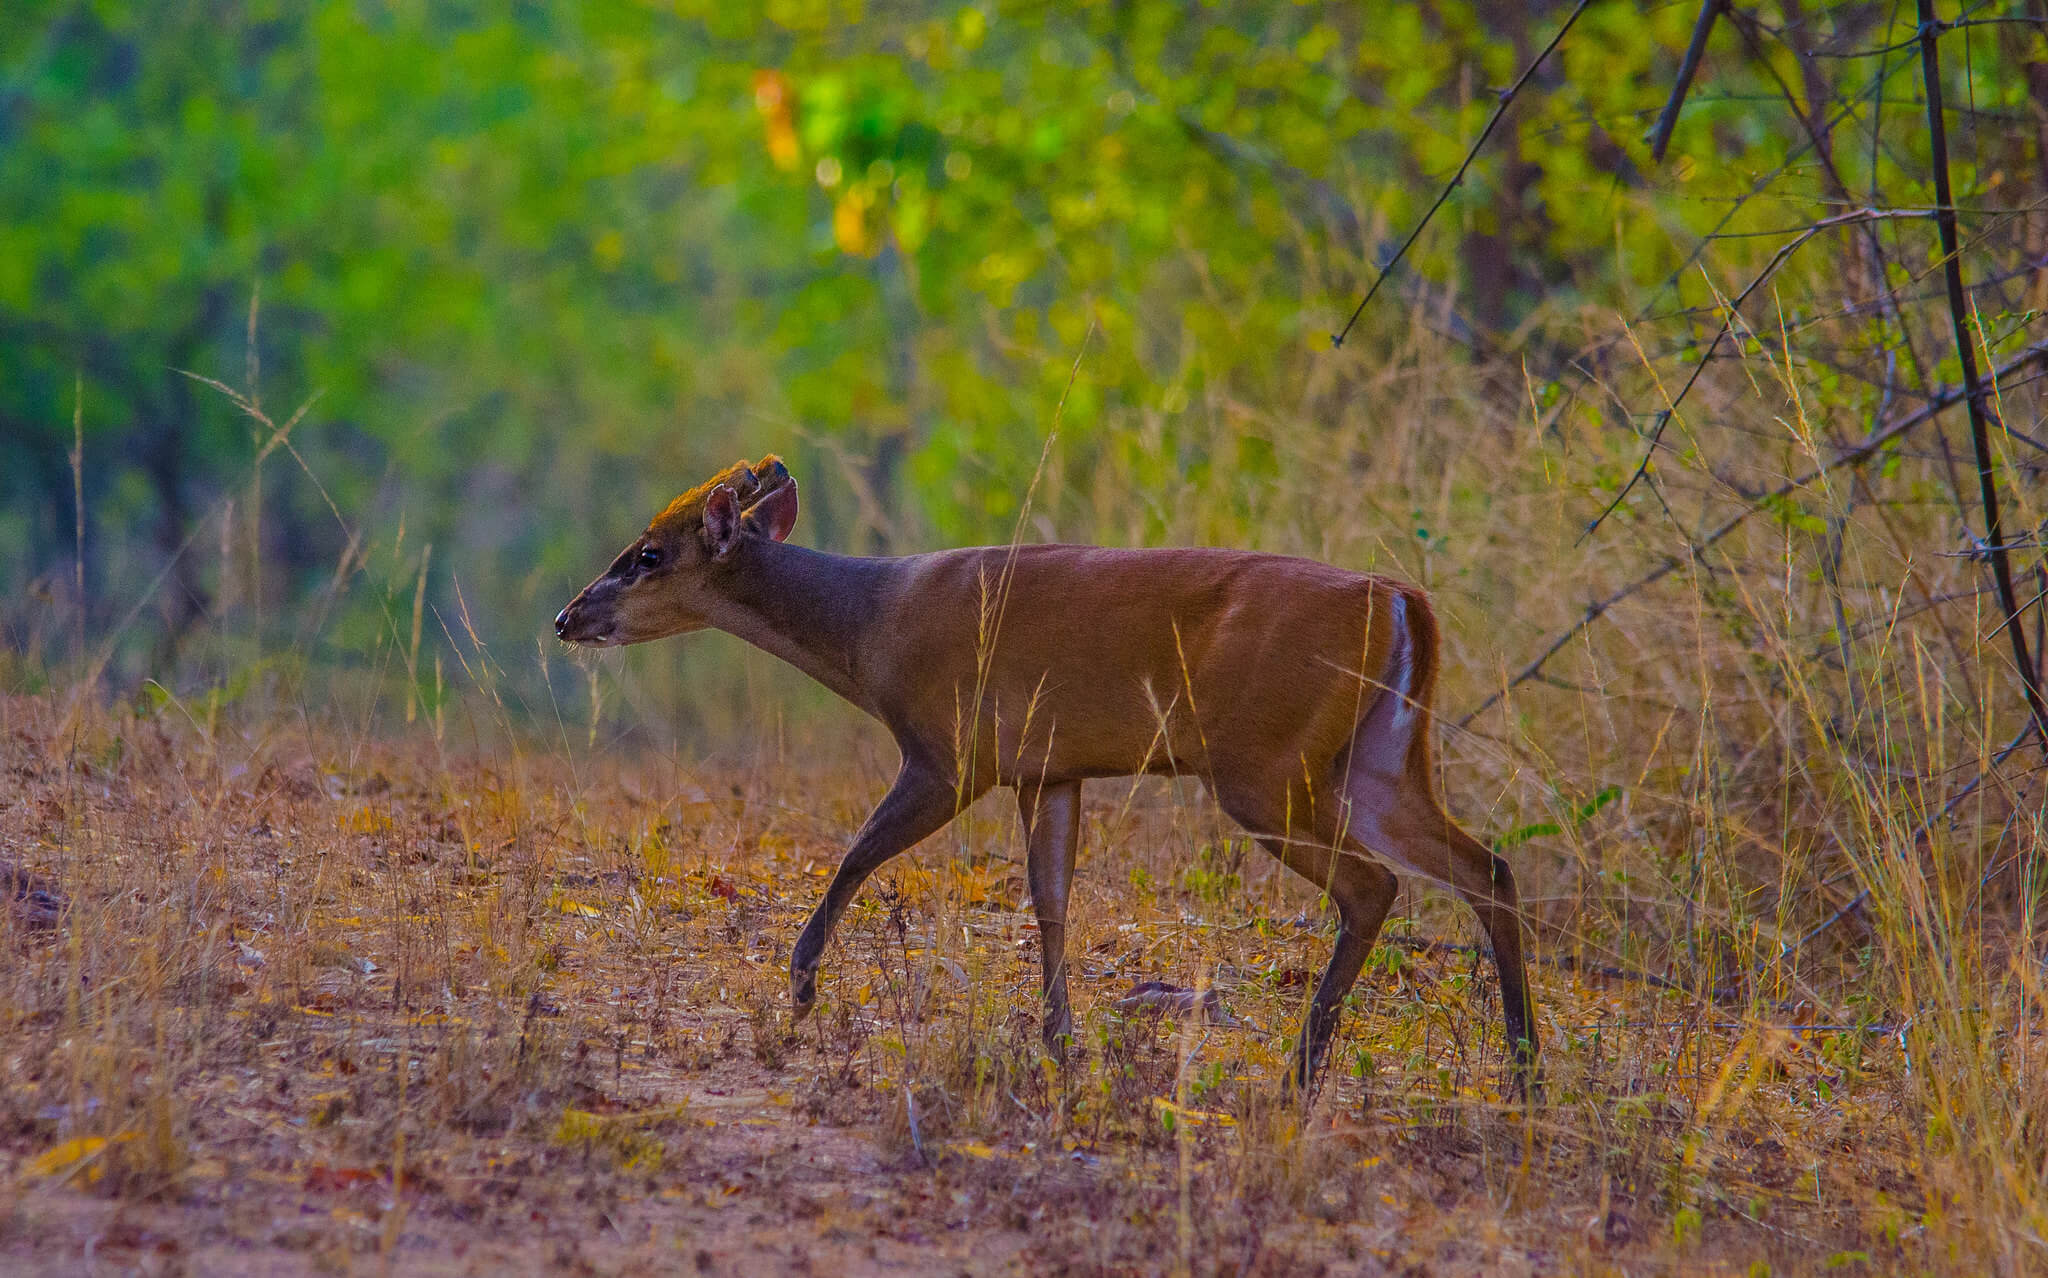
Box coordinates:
[706,540,901,714]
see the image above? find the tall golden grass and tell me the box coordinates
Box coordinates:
[2,285,2044,1271]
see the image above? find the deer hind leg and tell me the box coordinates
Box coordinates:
[1335,749,1539,1095]
[1017,779,1081,1053]
[1218,785,1399,1098]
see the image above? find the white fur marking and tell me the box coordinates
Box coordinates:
[1338,793,1451,886]
[1387,593,1416,732]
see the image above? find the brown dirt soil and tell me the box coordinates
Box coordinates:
[0,695,1932,1273]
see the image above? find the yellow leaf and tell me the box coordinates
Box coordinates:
[1150,1097,1236,1128]
[341,807,390,834]
[27,1137,106,1177]
[833,187,876,256]
[952,1140,998,1159]
[26,1132,133,1180]
[547,891,602,918]
[551,1109,605,1146]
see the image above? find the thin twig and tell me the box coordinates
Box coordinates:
[1329,0,1592,350]
[1630,71,1909,334]
[1808,8,2037,59]
[1784,722,2034,953]
[1460,343,2048,727]
[1648,0,1725,161]
[1579,208,1931,545]
[1915,0,2048,752]
[1985,579,2048,642]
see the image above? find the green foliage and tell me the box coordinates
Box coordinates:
[1492,783,1618,852]
[2,1,2041,724]
[1180,839,1245,907]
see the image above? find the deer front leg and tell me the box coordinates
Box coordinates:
[790,760,965,1020]
[1018,779,1082,1052]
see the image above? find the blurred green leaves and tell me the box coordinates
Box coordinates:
[1,1,2037,694]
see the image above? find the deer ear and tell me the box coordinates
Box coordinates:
[742,478,798,543]
[703,485,743,561]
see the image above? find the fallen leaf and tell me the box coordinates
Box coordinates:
[305,1164,382,1191]
[547,891,603,918]
[27,1134,128,1179]
[1151,1097,1236,1128]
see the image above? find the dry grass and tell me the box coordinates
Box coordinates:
[0,669,2037,1274]
[4,284,2048,1273]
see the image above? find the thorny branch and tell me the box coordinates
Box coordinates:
[1328,0,1592,350]
[1784,722,2036,954]
[1578,208,1933,546]
[1648,0,1725,161]
[1914,0,2048,752]
[1459,342,2048,729]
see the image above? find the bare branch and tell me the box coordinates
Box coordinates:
[1460,342,2048,727]
[1916,0,2048,751]
[1648,0,1725,161]
[1579,208,1932,545]
[1329,0,1593,350]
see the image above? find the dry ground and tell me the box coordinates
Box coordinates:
[0,694,1971,1274]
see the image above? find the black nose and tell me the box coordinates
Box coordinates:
[553,606,570,638]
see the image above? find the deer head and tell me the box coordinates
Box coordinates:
[553,454,799,646]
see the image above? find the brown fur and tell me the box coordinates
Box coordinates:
[555,457,1537,1096]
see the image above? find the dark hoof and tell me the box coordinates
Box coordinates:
[790,968,817,1021]
[1040,1009,1075,1058]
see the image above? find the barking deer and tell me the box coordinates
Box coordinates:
[555,456,1537,1094]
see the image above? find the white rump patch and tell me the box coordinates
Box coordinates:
[1386,593,1416,732]
[1343,591,1419,782]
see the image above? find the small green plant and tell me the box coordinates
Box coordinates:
[1179,840,1244,907]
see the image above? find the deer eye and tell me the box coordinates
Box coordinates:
[637,546,663,570]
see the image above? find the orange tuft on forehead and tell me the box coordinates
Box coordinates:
[646,455,790,535]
